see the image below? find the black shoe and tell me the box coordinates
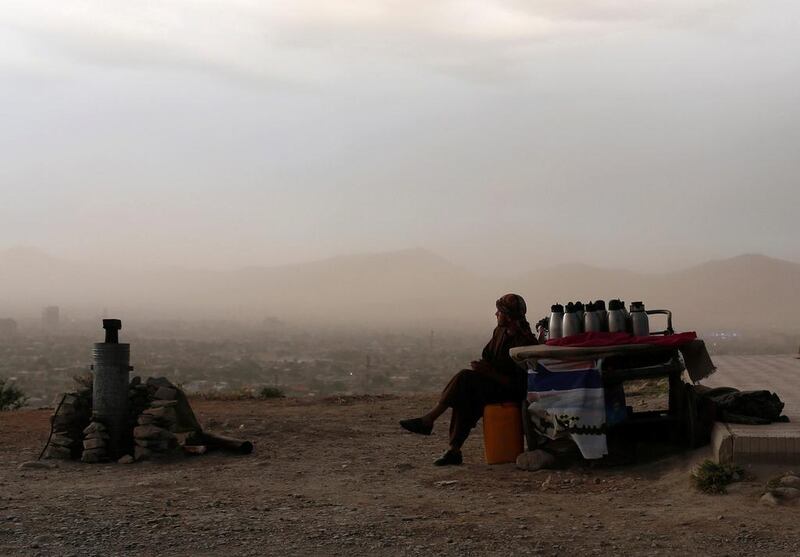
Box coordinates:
[399,417,433,436]
[433,449,463,466]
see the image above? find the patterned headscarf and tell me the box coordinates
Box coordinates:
[496,293,527,319]
[496,293,532,336]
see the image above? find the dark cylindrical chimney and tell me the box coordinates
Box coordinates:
[91,319,131,459]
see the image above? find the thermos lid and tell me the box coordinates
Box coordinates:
[608,299,623,311]
[585,301,596,312]
[574,302,584,311]
[564,302,575,313]
[551,304,564,313]
[595,300,606,311]
[630,301,645,312]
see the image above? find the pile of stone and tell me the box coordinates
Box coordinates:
[81,421,110,463]
[43,391,91,460]
[133,387,182,461]
[42,375,250,464]
[126,376,207,462]
[43,376,204,463]
[761,474,800,506]
[128,376,152,427]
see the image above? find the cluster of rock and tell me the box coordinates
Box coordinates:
[128,376,152,426]
[761,474,800,506]
[43,391,92,460]
[81,421,110,463]
[133,383,183,461]
[43,376,204,464]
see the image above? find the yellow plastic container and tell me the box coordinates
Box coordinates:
[483,402,524,464]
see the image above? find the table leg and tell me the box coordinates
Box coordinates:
[521,400,538,451]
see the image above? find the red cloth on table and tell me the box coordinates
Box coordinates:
[545,331,697,348]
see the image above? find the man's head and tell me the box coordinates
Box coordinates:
[495,293,527,326]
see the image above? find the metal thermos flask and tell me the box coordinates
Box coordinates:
[584,301,601,332]
[574,301,585,325]
[594,300,608,331]
[562,302,581,337]
[548,304,564,340]
[607,299,627,333]
[630,301,650,336]
[621,300,631,331]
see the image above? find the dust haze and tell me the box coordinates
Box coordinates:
[1,2,799,334]
[3,7,800,556]
[1,247,799,336]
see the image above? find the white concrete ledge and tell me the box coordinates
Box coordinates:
[712,418,800,465]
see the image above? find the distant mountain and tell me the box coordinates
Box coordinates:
[0,246,60,266]
[0,247,220,318]
[656,254,800,331]
[0,247,798,331]
[228,248,494,326]
[515,254,800,331]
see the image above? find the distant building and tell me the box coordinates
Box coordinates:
[42,306,60,330]
[0,318,17,337]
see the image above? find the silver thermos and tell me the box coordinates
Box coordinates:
[621,300,630,331]
[594,299,608,331]
[607,299,627,333]
[562,302,581,337]
[584,301,602,332]
[574,301,585,325]
[548,304,564,340]
[630,301,650,336]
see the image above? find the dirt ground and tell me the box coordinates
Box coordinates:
[1,394,798,556]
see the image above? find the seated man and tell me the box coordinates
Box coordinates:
[400,293,537,465]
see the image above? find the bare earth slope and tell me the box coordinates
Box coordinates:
[1,396,798,556]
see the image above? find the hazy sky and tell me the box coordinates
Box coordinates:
[1,1,798,273]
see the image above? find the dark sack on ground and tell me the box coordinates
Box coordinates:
[706,389,788,425]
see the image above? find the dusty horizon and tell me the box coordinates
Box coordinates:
[2,244,799,276]
[1,245,799,335]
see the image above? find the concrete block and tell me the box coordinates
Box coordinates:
[711,421,800,465]
[135,438,169,451]
[150,399,178,408]
[143,406,176,422]
[137,414,157,425]
[83,422,107,435]
[83,437,107,450]
[134,425,175,441]
[134,446,151,461]
[43,445,72,460]
[153,387,178,400]
[50,434,74,448]
[81,448,105,463]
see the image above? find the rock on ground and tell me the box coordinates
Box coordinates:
[516,449,556,471]
[17,461,57,470]
[779,475,800,489]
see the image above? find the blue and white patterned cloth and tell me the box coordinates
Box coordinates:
[525,358,609,459]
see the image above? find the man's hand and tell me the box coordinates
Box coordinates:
[470,360,492,374]
[470,360,510,385]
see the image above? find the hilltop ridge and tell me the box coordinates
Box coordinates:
[0,247,798,331]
